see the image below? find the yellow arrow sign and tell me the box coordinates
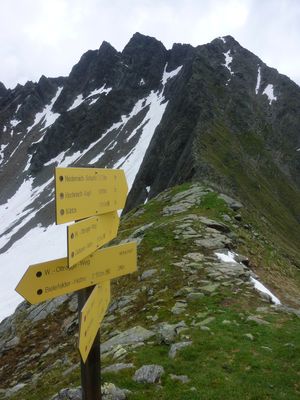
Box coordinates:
[67,211,119,267]
[79,281,110,363]
[55,167,128,224]
[15,242,137,304]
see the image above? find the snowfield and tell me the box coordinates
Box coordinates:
[0,63,182,321]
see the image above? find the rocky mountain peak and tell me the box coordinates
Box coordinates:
[0,82,7,97]
[98,40,118,55]
[123,32,166,52]
[121,32,167,89]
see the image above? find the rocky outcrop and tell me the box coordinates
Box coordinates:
[0,183,299,399]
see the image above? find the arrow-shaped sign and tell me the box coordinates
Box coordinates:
[55,167,128,224]
[16,242,137,304]
[67,211,119,267]
[79,281,110,363]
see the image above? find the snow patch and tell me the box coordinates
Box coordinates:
[68,94,84,111]
[113,89,169,189]
[0,177,53,242]
[0,223,67,321]
[5,141,23,162]
[219,37,226,43]
[255,66,261,94]
[27,87,63,132]
[87,85,112,98]
[69,85,112,108]
[0,143,8,163]
[161,64,183,86]
[139,78,146,86]
[10,118,21,128]
[263,84,277,104]
[15,104,21,114]
[144,186,151,204]
[215,251,236,263]
[89,151,104,164]
[222,50,234,75]
[215,250,281,305]
[250,277,281,305]
[44,149,82,168]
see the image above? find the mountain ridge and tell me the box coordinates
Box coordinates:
[0,31,299,320]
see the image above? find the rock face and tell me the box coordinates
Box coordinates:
[0,33,299,263]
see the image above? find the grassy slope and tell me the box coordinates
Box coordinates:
[0,183,299,400]
[196,122,300,300]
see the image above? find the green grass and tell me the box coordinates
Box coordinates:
[101,308,300,400]
[1,181,300,400]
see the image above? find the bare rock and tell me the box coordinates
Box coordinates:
[101,326,155,354]
[133,364,165,384]
[140,269,158,281]
[169,374,190,383]
[50,387,82,400]
[102,363,134,374]
[102,382,131,399]
[156,321,187,344]
[169,341,192,359]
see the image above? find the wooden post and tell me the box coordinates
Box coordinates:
[78,287,101,400]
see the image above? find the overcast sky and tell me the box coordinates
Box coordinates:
[1,0,299,88]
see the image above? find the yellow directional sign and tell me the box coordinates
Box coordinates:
[55,167,128,224]
[79,282,110,363]
[16,242,137,304]
[67,211,119,267]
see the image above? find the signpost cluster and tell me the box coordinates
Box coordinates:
[16,167,137,400]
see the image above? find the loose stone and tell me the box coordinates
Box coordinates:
[133,365,165,384]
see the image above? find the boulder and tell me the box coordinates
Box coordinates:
[133,364,165,383]
[156,321,187,344]
[140,269,158,281]
[102,363,134,374]
[50,387,82,400]
[101,326,155,353]
[168,341,192,359]
[102,382,131,399]
[171,301,187,315]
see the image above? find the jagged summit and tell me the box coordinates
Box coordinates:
[98,40,118,54]
[123,32,166,51]
[0,82,7,97]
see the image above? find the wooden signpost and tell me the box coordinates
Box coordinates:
[67,212,119,266]
[55,167,128,224]
[15,242,137,303]
[15,167,137,400]
[79,281,110,363]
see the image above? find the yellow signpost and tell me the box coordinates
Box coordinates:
[67,211,119,266]
[16,241,137,303]
[79,281,110,363]
[55,167,128,224]
[15,167,137,400]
